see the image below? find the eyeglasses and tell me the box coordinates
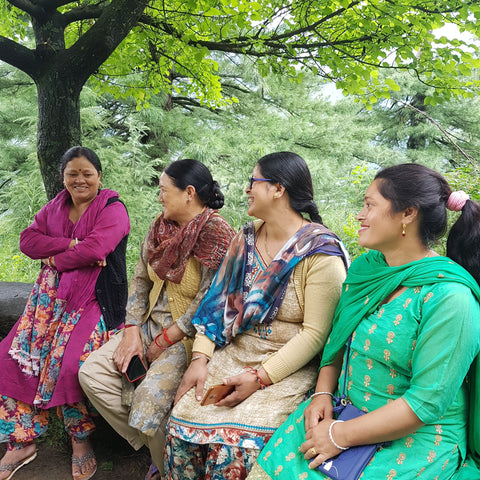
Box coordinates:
[249,177,272,189]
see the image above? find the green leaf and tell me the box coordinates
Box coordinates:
[384,78,401,91]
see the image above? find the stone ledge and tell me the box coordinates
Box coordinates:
[0,281,33,340]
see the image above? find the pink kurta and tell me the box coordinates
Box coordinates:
[0,188,130,408]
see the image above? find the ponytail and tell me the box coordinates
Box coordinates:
[257,151,325,226]
[301,200,323,225]
[447,200,480,285]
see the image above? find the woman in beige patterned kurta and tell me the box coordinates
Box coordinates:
[79,159,235,479]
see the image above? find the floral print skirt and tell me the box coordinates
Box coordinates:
[165,434,259,480]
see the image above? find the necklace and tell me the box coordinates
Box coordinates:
[263,227,275,260]
[263,217,305,261]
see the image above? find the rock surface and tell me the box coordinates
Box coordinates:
[0,281,32,339]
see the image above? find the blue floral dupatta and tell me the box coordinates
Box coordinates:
[192,220,349,347]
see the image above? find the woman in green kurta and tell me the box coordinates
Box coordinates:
[248,163,480,480]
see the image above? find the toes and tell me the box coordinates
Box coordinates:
[82,457,96,475]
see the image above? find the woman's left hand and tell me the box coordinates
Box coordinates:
[145,340,164,363]
[41,257,55,268]
[300,418,344,469]
[215,371,260,407]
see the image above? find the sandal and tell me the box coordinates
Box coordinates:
[71,449,97,480]
[0,449,38,480]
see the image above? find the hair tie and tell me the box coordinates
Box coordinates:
[447,191,470,212]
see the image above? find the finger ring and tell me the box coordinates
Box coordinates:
[309,447,317,456]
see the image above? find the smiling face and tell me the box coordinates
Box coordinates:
[357,179,407,253]
[245,165,274,218]
[63,156,101,206]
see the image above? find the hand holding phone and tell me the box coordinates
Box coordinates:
[200,384,235,406]
[125,355,147,383]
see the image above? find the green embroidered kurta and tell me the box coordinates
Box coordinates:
[249,255,480,480]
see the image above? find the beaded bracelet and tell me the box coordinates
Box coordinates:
[163,329,174,346]
[154,335,167,350]
[310,391,334,400]
[328,420,349,451]
[244,366,268,390]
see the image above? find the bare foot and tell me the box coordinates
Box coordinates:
[71,438,97,480]
[0,443,37,480]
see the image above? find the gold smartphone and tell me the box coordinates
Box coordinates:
[200,384,235,406]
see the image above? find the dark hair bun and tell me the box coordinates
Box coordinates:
[207,180,225,209]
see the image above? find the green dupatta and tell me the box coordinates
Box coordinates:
[321,249,480,465]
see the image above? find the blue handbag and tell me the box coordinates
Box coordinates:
[316,336,390,480]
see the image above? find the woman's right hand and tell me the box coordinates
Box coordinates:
[112,326,144,374]
[174,354,209,405]
[304,394,334,432]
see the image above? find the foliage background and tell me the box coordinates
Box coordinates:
[1,56,480,283]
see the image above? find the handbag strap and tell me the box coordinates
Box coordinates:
[336,335,352,407]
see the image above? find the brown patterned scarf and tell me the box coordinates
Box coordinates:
[146,207,235,283]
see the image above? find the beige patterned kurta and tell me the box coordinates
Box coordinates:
[123,227,216,436]
[168,252,346,449]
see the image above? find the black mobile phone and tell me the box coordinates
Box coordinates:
[125,355,147,383]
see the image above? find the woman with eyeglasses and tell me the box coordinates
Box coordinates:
[164,152,349,480]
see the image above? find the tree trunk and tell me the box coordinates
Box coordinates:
[36,77,82,200]
[0,0,150,199]
[31,10,82,200]
[406,92,427,151]
[30,0,150,200]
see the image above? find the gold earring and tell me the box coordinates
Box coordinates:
[273,193,279,199]
[99,181,102,188]
[402,224,406,237]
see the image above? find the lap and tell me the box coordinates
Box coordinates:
[129,341,188,435]
[133,341,187,407]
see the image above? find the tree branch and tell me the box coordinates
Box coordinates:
[61,5,104,25]
[0,178,12,191]
[64,0,150,85]
[172,96,221,113]
[395,99,477,163]
[7,0,45,17]
[0,36,38,79]
[40,0,83,9]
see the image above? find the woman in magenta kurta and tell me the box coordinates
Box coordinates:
[0,146,130,480]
